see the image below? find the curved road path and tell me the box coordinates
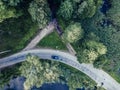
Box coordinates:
[0,49,120,90]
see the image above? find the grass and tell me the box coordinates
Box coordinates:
[38,30,67,50]
[0,13,39,58]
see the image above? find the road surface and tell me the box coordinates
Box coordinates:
[0,49,120,90]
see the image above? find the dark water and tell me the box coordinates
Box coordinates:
[4,77,69,90]
[4,76,87,90]
[38,83,69,90]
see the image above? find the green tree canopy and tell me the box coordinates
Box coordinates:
[78,40,107,63]
[2,0,23,6]
[57,0,102,20]
[0,0,17,22]
[62,22,84,43]
[57,0,73,20]
[28,0,51,29]
[19,55,60,90]
[107,0,120,26]
[93,55,108,68]
[84,40,107,55]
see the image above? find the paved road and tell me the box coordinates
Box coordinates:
[23,22,55,51]
[0,49,120,90]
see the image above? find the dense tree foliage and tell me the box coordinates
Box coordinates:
[28,0,51,29]
[0,14,38,57]
[62,22,84,43]
[107,0,120,26]
[2,0,23,6]
[19,56,61,90]
[0,64,20,88]
[0,0,17,22]
[84,40,107,55]
[57,0,73,20]
[81,0,120,82]
[1,0,120,88]
[77,40,107,63]
[93,55,107,68]
[57,0,102,20]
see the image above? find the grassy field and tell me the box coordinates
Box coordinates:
[38,31,67,50]
[0,14,39,58]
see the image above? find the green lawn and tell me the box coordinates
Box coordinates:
[0,14,39,58]
[38,31,67,50]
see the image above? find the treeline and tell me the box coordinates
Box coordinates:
[0,0,51,29]
[52,0,107,64]
[80,0,120,82]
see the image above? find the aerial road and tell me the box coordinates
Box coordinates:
[0,49,120,90]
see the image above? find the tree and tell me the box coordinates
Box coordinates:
[62,22,84,43]
[0,0,16,22]
[107,0,120,26]
[57,0,102,20]
[84,40,107,55]
[74,0,97,19]
[0,64,20,88]
[82,5,120,80]
[86,32,100,42]
[78,40,107,63]
[78,49,99,63]
[19,55,60,90]
[57,0,73,20]
[28,0,51,29]
[93,55,107,68]
[2,0,23,6]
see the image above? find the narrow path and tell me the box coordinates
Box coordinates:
[23,22,55,51]
[0,49,120,90]
[66,43,77,55]
[0,50,11,55]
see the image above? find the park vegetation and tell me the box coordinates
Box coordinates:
[80,0,120,82]
[28,0,51,29]
[57,0,102,21]
[0,0,120,89]
[57,0,107,64]
[62,22,84,43]
[56,0,120,83]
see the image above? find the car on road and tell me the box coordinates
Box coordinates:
[51,55,59,60]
